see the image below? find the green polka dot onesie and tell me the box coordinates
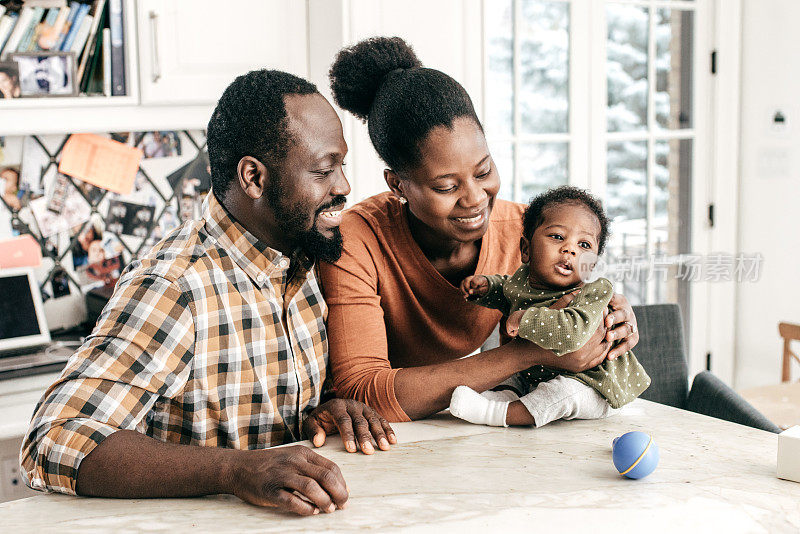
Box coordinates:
[472,265,650,409]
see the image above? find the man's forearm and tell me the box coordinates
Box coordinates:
[76,430,239,498]
[393,338,549,420]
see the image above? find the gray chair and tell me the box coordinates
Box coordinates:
[632,304,780,433]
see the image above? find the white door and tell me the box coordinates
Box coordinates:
[136,0,308,105]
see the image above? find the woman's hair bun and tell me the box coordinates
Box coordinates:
[329,36,422,121]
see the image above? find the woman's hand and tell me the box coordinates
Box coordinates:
[604,292,640,359]
[302,399,396,454]
[460,275,489,299]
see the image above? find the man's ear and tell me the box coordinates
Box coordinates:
[384,169,405,200]
[237,156,268,200]
[520,235,531,263]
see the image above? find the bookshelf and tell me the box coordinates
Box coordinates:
[0,0,309,135]
[1,0,144,134]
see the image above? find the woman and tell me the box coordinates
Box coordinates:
[320,37,639,422]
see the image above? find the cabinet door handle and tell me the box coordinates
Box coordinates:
[148,10,161,83]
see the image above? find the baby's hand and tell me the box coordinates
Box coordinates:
[506,309,526,337]
[460,275,490,299]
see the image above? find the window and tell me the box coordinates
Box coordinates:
[484,0,570,201]
[483,0,700,324]
[603,3,694,308]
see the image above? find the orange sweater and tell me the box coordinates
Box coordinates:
[319,192,525,421]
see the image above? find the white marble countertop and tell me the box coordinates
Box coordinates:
[1,399,798,532]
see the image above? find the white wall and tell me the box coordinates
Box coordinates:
[307,0,483,204]
[735,0,800,389]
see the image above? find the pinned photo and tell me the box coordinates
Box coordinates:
[29,189,90,238]
[0,62,21,99]
[20,136,52,197]
[72,218,125,285]
[167,150,211,193]
[139,131,182,159]
[105,199,156,238]
[46,173,72,214]
[124,171,163,207]
[71,217,105,269]
[76,254,123,292]
[144,204,181,250]
[50,268,72,299]
[10,52,77,97]
[0,166,22,211]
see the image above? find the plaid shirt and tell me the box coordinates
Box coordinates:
[20,192,328,495]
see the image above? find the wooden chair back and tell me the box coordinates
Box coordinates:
[779,322,800,382]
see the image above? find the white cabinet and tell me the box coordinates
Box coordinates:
[136,0,308,105]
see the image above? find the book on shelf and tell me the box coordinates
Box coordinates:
[81,2,104,94]
[17,7,44,51]
[0,5,35,59]
[53,1,80,50]
[28,6,60,51]
[67,10,90,54]
[0,12,18,53]
[108,0,122,95]
[60,1,89,51]
[75,0,103,81]
[0,0,124,97]
[101,25,109,95]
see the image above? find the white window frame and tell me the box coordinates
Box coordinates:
[481,0,740,382]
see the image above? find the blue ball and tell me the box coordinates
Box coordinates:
[612,431,659,479]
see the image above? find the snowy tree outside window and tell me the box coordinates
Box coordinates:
[484,0,695,316]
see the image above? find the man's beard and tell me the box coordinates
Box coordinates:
[267,180,345,263]
[296,223,343,263]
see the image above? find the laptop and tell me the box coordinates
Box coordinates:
[0,268,67,373]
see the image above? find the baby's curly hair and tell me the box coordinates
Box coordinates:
[522,186,610,254]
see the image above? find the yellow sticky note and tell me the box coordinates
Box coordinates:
[58,134,143,195]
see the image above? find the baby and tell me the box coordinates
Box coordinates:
[449,186,650,428]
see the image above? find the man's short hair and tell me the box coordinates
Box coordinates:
[206,70,318,199]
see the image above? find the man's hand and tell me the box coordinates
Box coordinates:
[75,429,352,517]
[604,292,640,359]
[230,445,349,515]
[460,275,490,299]
[302,399,396,454]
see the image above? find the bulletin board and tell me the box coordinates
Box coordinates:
[0,130,210,329]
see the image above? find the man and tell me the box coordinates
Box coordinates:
[21,70,395,516]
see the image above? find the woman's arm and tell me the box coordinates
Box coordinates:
[392,289,639,420]
[393,318,611,419]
